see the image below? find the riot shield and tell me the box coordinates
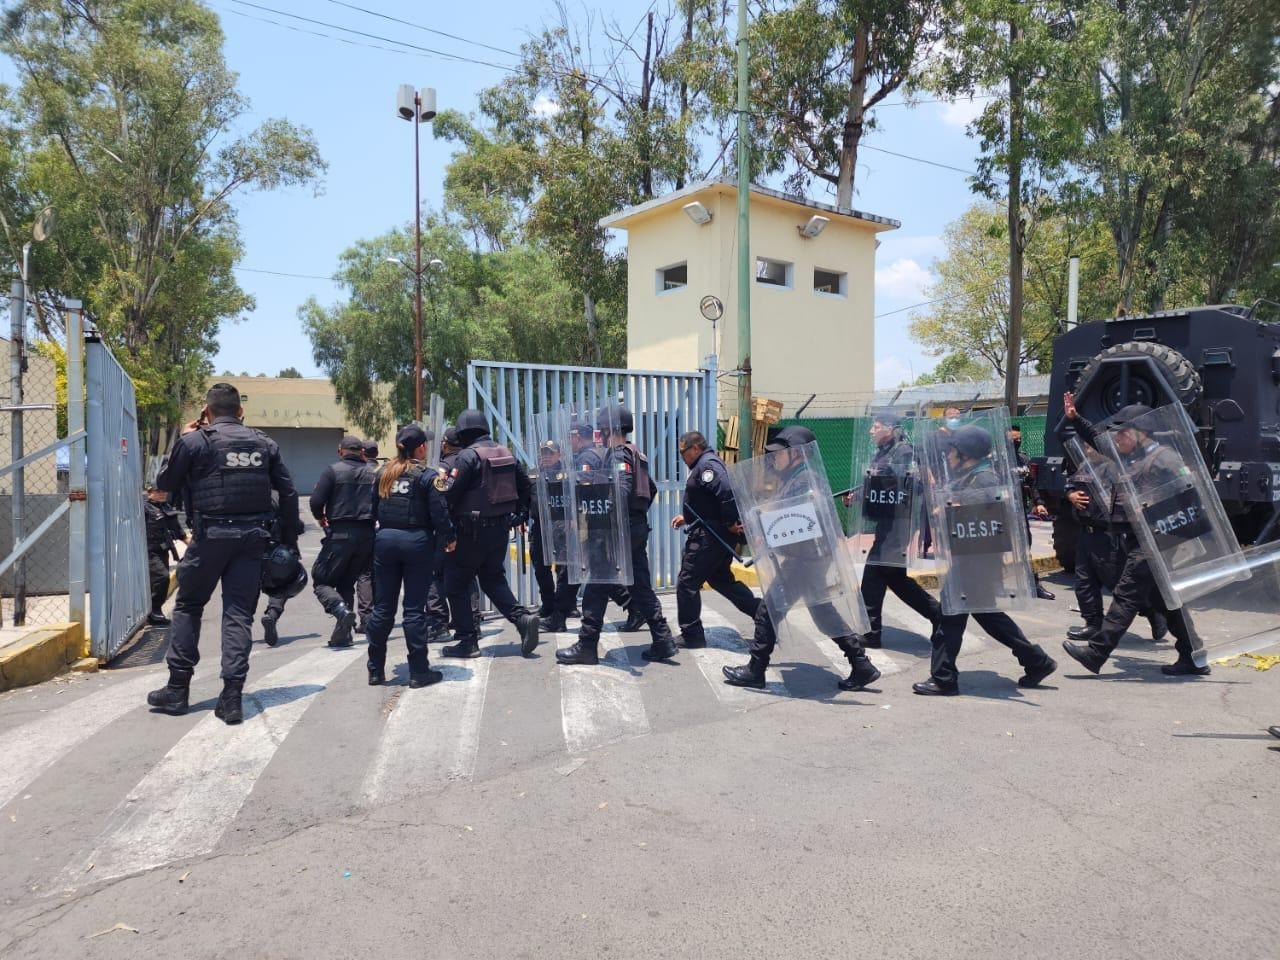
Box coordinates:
[1180,541,1280,667]
[564,406,632,586]
[531,407,572,564]
[845,414,921,567]
[917,408,1035,615]
[422,393,445,470]
[1095,403,1242,607]
[728,440,869,644]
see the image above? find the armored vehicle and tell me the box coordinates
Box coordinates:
[1033,304,1280,568]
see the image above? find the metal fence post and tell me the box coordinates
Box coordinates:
[8,278,25,625]
[65,301,86,628]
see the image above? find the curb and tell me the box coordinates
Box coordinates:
[726,553,1062,591]
[0,621,88,692]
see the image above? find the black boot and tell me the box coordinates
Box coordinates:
[1066,622,1100,641]
[518,612,540,657]
[679,628,706,649]
[860,631,883,650]
[329,604,356,648]
[912,678,959,696]
[368,665,385,686]
[261,615,279,647]
[621,610,647,632]
[1062,640,1106,675]
[835,639,881,691]
[722,657,767,689]
[539,612,567,632]
[214,678,244,725]
[147,611,171,627]
[146,667,192,715]
[441,635,482,659]
[641,627,678,661]
[1161,658,1210,677]
[1018,656,1058,688]
[409,668,444,688]
[556,641,599,665]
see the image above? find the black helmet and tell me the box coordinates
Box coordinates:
[764,425,816,451]
[261,544,307,599]
[945,425,992,461]
[596,404,634,435]
[455,409,490,444]
[1106,403,1154,431]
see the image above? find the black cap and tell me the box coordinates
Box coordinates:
[764,425,816,452]
[570,420,595,439]
[871,411,902,429]
[539,439,560,453]
[596,404,634,434]
[339,434,364,451]
[396,424,427,453]
[945,425,992,460]
[362,441,378,459]
[1106,403,1154,430]
[443,426,461,447]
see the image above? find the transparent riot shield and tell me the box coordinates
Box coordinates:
[564,406,632,586]
[1180,541,1280,668]
[1095,403,1242,608]
[531,407,572,564]
[917,408,1035,615]
[845,414,921,567]
[421,393,445,470]
[728,440,869,644]
[1061,434,1121,519]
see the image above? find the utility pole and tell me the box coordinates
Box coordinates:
[396,84,437,421]
[1003,16,1024,418]
[735,0,753,452]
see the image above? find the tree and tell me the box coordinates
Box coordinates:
[0,0,325,449]
[909,203,1112,377]
[746,0,948,207]
[277,367,302,378]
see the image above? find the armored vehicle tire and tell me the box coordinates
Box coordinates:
[1052,510,1078,571]
[1077,341,1203,411]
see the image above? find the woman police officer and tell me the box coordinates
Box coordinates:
[365,424,456,688]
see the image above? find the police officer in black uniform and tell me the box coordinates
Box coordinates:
[558,405,678,665]
[1008,424,1055,600]
[671,430,759,647]
[354,440,380,634]
[530,439,581,632]
[428,427,481,640]
[148,383,300,724]
[572,418,640,630]
[1059,396,1209,677]
[310,435,378,648]
[722,426,881,691]
[366,424,454,686]
[847,413,941,650]
[440,410,540,658]
[913,425,1057,695]
[1059,438,1168,643]
[143,483,187,626]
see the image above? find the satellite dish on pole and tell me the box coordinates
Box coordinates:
[32,206,55,243]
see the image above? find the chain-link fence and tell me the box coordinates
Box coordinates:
[0,287,73,629]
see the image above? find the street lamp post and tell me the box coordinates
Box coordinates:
[396,84,437,420]
[386,255,444,419]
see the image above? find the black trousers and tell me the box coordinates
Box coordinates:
[747,558,863,664]
[148,549,170,613]
[356,569,373,627]
[366,527,434,674]
[675,530,759,641]
[1083,541,1201,665]
[445,521,524,640]
[580,514,671,645]
[429,540,480,628]
[931,611,1051,690]
[263,593,286,622]
[1074,527,1167,636]
[166,528,268,682]
[860,562,940,643]
[311,523,375,617]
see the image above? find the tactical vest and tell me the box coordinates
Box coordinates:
[622,442,653,511]
[327,458,377,522]
[376,462,428,529]
[190,423,274,517]
[457,444,520,518]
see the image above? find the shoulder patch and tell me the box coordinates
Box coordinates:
[701,469,715,484]
[433,474,449,491]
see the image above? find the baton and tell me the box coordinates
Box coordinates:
[832,486,856,500]
[517,525,527,575]
[682,503,755,568]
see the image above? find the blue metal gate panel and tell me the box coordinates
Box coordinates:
[467,359,718,602]
[87,338,149,659]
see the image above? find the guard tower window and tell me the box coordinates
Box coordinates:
[756,257,793,288]
[813,268,847,297]
[656,262,688,294]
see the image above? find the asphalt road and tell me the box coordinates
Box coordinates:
[1,529,1277,959]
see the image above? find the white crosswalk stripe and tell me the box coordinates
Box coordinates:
[0,672,160,811]
[361,657,492,805]
[65,647,358,887]
[656,598,789,701]
[555,628,651,755]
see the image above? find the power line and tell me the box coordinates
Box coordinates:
[218,6,431,60]
[861,143,992,180]
[320,0,522,59]
[235,266,337,280]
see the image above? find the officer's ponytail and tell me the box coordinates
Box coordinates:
[378,424,429,498]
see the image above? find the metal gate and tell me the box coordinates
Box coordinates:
[87,334,149,659]
[467,358,718,603]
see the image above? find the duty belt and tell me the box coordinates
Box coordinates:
[194,512,273,539]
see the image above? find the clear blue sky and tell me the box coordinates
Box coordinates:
[208,0,992,388]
